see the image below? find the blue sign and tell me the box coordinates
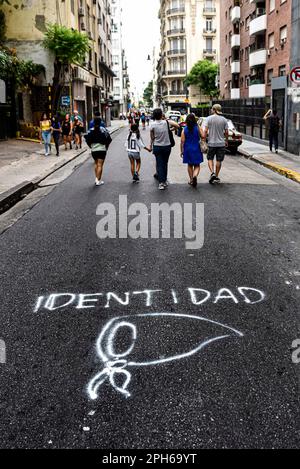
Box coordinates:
[61,95,71,106]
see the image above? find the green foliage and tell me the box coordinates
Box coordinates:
[143,81,153,107]
[0,49,45,87]
[43,23,90,65]
[185,60,219,98]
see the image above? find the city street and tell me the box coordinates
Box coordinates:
[0,126,299,449]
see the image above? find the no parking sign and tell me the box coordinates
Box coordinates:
[290,66,300,84]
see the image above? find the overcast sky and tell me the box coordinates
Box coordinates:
[121,0,160,99]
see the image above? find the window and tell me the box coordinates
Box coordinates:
[267,69,273,84]
[280,26,288,42]
[268,33,274,49]
[269,0,275,12]
[279,65,286,76]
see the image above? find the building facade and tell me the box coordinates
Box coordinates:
[286,0,300,154]
[220,0,291,101]
[157,0,220,112]
[219,0,292,146]
[1,0,114,127]
[111,0,129,118]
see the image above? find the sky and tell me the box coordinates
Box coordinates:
[121,0,160,100]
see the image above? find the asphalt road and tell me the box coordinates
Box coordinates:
[0,127,299,449]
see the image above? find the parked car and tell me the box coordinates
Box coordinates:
[198,117,243,154]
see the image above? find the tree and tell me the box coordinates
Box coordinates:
[43,23,90,114]
[143,81,153,108]
[185,60,219,100]
[0,49,44,88]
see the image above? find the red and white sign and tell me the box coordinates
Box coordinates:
[290,66,300,83]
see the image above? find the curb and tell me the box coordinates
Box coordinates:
[0,125,123,215]
[239,149,300,185]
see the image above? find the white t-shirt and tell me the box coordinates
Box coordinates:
[150,120,171,147]
[125,133,145,153]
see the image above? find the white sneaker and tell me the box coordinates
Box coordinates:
[95,180,104,186]
[159,183,165,190]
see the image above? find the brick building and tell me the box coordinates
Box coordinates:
[219,0,292,146]
[220,0,291,100]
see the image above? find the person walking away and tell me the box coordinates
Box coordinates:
[203,104,229,184]
[62,114,73,150]
[149,108,179,190]
[125,124,150,183]
[73,117,84,150]
[141,112,146,130]
[134,112,140,127]
[181,114,204,188]
[84,118,112,186]
[40,112,52,157]
[89,111,106,131]
[51,115,62,156]
[263,109,281,153]
[146,114,150,126]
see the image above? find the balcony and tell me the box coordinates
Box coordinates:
[167,28,185,36]
[249,10,267,36]
[231,34,240,48]
[203,49,216,57]
[231,6,241,23]
[166,7,185,16]
[203,28,217,36]
[169,90,185,95]
[167,49,186,56]
[203,7,216,15]
[231,88,240,99]
[231,61,240,74]
[249,48,267,67]
[167,70,186,75]
[249,82,266,98]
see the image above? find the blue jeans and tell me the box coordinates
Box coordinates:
[153,145,172,184]
[42,131,51,155]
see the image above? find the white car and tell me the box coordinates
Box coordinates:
[166,110,181,122]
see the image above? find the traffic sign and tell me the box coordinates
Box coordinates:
[290,66,300,84]
[61,95,71,106]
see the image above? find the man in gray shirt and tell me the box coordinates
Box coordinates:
[203,104,229,184]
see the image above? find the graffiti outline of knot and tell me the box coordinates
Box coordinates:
[88,359,132,400]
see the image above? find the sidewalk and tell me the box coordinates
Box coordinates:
[239,138,300,184]
[0,120,125,214]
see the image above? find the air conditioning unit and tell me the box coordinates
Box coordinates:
[267,49,271,56]
[78,7,85,16]
[97,18,102,25]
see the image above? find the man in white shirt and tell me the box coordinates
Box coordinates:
[203,104,229,184]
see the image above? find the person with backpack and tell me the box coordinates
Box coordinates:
[264,109,281,153]
[125,124,150,183]
[149,108,179,190]
[180,114,204,188]
[84,118,112,186]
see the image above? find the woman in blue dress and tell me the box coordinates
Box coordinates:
[181,113,204,188]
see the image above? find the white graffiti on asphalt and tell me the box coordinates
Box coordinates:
[87,313,244,400]
[34,287,266,312]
